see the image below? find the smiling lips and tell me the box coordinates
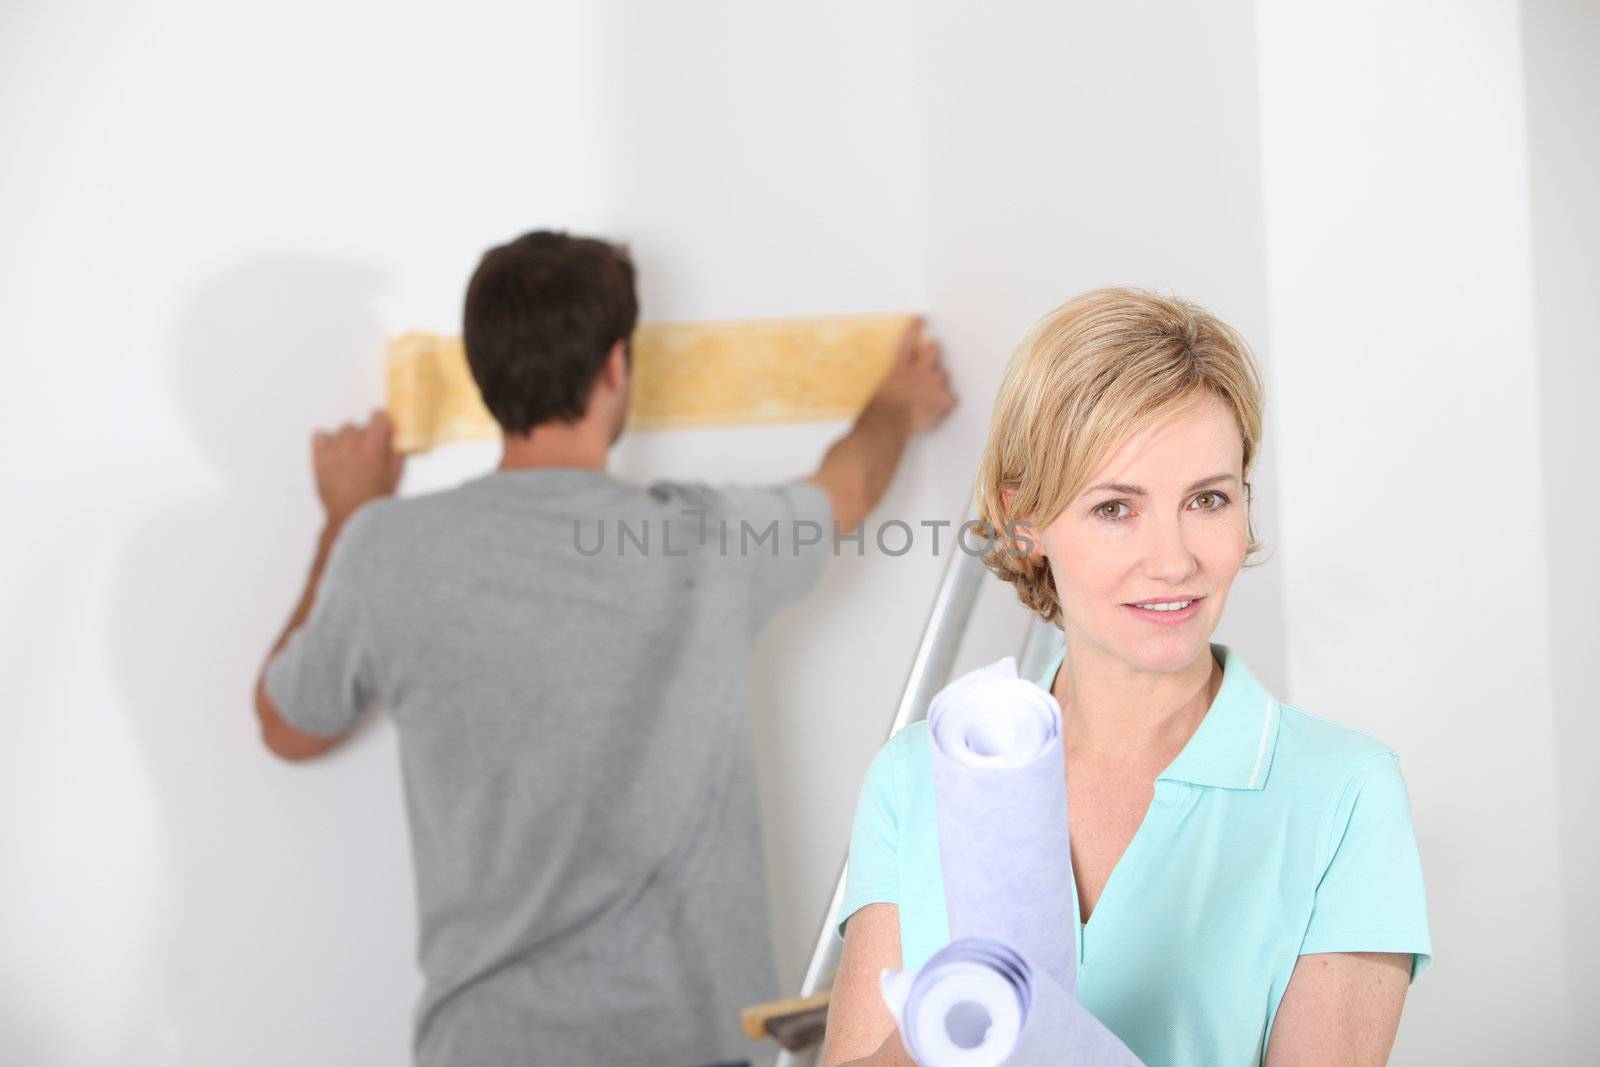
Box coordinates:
[1123,596,1204,625]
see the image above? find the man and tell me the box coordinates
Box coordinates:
[254,230,955,1066]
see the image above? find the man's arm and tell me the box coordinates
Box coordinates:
[255,520,354,761]
[255,409,405,762]
[1264,951,1411,1065]
[804,319,956,532]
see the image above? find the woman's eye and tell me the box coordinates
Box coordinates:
[1190,491,1229,510]
[1094,501,1130,520]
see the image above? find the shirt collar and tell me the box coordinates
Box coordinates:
[1032,641,1279,791]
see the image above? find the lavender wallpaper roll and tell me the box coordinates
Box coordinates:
[881,937,1140,1067]
[927,656,1078,995]
[876,657,1146,1065]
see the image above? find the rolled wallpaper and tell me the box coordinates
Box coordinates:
[878,656,1142,1065]
[881,937,1139,1067]
[929,656,1078,994]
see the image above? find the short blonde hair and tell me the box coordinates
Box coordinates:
[975,287,1265,624]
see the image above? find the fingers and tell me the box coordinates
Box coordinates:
[931,345,957,421]
[369,409,399,458]
[316,412,392,441]
[384,409,407,479]
[898,316,925,363]
[310,410,405,515]
[921,339,952,403]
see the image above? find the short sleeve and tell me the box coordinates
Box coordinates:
[835,738,902,939]
[670,479,834,626]
[1299,751,1434,981]
[264,508,381,739]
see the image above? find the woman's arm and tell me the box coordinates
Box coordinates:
[820,903,917,1067]
[1264,951,1411,1065]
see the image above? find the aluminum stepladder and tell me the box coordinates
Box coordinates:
[773,506,1065,1067]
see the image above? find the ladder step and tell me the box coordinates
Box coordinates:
[740,989,833,1051]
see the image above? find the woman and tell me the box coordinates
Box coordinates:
[821,289,1432,1066]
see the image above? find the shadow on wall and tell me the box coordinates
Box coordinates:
[106,257,419,1066]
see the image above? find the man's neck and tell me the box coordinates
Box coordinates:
[497,422,610,472]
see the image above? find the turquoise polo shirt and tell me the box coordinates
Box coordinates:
[837,643,1432,1066]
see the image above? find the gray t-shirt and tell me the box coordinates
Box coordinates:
[265,468,834,1066]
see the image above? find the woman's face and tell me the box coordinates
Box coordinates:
[1033,394,1249,676]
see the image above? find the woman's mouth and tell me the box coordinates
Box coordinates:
[1122,596,1204,625]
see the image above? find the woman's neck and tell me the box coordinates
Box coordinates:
[1051,637,1222,766]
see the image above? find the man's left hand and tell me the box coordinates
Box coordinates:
[313,409,405,527]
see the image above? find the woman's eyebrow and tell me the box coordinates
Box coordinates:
[1186,473,1239,492]
[1082,473,1239,497]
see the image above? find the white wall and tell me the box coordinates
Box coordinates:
[3,0,1589,1063]
[1254,0,1580,1060]
[0,2,612,1063]
[1521,0,1600,1026]
[910,0,1290,692]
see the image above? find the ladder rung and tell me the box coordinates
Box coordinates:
[740,989,833,1051]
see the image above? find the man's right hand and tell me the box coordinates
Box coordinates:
[867,318,957,434]
[804,317,958,533]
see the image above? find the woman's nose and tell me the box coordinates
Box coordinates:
[1141,515,1199,583]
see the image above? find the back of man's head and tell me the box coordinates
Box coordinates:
[463,230,638,435]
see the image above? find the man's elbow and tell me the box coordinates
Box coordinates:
[260,722,328,762]
[254,682,339,762]
[805,472,868,536]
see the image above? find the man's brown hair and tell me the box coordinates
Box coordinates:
[463,230,638,435]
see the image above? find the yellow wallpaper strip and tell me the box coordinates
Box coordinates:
[386,313,913,452]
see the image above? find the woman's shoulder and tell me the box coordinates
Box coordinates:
[875,719,931,774]
[1270,701,1405,795]
[858,721,933,809]
[886,719,930,756]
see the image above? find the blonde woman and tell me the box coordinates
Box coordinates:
[822,290,1431,1066]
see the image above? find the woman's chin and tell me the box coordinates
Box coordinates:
[1114,630,1214,675]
